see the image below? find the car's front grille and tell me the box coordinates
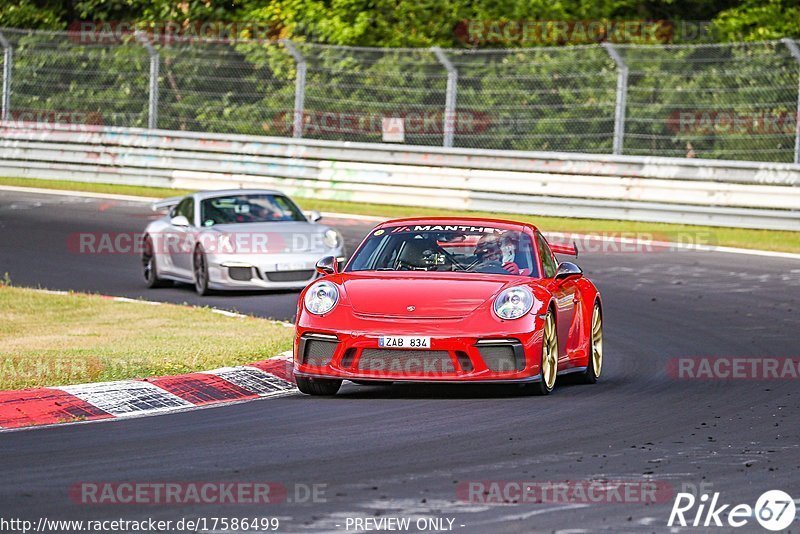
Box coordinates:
[228,266,253,281]
[478,343,525,372]
[265,270,315,283]
[302,339,338,367]
[357,349,455,374]
[340,348,357,368]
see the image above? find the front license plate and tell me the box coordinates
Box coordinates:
[378,336,431,349]
[275,261,310,271]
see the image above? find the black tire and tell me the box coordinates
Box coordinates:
[578,303,603,384]
[193,245,211,296]
[142,235,168,288]
[524,309,558,396]
[296,376,342,396]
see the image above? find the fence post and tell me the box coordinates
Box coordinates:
[282,39,306,139]
[432,47,458,148]
[135,31,159,129]
[782,38,800,164]
[0,31,12,122]
[602,42,628,156]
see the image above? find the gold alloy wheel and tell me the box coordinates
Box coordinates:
[542,312,558,390]
[591,305,603,378]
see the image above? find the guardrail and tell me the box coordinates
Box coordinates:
[1,122,799,231]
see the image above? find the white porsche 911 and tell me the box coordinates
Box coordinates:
[141,189,345,295]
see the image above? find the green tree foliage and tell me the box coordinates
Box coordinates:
[1,1,797,162]
[0,1,65,30]
[711,0,800,41]
[3,0,791,46]
[239,0,746,47]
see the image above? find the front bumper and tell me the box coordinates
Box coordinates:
[293,319,547,382]
[206,251,345,290]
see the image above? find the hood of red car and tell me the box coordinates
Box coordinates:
[342,273,508,318]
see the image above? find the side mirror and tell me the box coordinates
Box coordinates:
[555,261,583,279]
[306,210,322,223]
[170,215,190,227]
[315,255,338,275]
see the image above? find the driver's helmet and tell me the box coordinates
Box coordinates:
[475,234,502,263]
[499,232,519,262]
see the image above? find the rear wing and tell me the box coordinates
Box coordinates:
[151,195,184,212]
[549,241,579,257]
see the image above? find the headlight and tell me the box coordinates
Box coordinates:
[304,281,339,315]
[493,286,534,320]
[323,229,342,249]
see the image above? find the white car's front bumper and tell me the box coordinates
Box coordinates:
[207,250,345,290]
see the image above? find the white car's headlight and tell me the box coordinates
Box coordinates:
[493,286,534,320]
[323,229,342,249]
[304,281,339,315]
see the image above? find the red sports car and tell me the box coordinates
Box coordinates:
[293,217,603,396]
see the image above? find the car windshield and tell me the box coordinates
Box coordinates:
[347,225,539,276]
[199,194,305,226]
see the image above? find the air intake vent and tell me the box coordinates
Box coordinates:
[266,270,315,282]
[455,351,473,372]
[340,348,357,368]
[302,338,338,367]
[228,266,253,281]
[357,349,455,374]
[478,342,525,372]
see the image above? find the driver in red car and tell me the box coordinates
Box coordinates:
[473,233,527,275]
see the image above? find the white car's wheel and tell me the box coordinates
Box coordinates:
[193,245,211,296]
[142,235,168,288]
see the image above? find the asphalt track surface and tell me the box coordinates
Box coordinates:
[1,189,799,533]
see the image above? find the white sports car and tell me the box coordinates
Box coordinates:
[141,189,346,295]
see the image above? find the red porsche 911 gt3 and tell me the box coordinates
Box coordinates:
[293,217,603,396]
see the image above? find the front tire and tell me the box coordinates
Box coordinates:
[579,303,603,384]
[193,245,211,296]
[142,235,168,288]
[296,376,342,396]
[526,309,558,396]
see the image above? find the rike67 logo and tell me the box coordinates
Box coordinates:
[669,490,796,531]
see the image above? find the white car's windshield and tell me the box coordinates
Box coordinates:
[347,226,538,276]
[200,194,305,226]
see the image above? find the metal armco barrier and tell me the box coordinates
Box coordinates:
[0,122,798,231]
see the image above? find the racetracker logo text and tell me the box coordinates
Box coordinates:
[546,231,718,254]
[668,490,796,530]
[457,480,674,504]
[67,232,330,255]
[667,357,800,380]
[69,482,327,505]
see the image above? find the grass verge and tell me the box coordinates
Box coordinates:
[0,284,293,391]
[1,176,798,253]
